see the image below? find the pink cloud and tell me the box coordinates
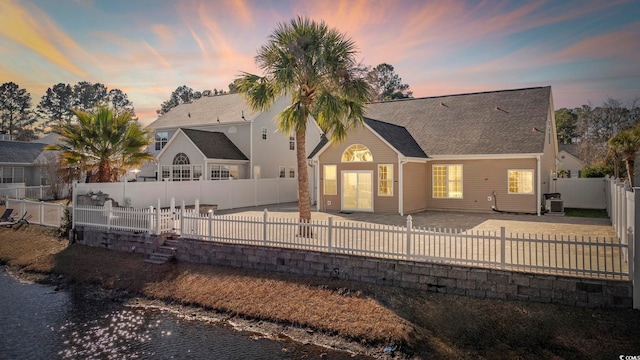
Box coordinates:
[0,0,89,77]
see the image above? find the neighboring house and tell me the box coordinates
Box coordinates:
[0,140,48,186]
[557,144,585,178]
[309,86,558,215]
[142,93,323,195]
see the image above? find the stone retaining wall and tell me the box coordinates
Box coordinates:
[75,227,633,308]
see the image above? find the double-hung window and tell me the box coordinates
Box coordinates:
[432,164,463,198]
[378,164,393,196]
[323,165,337,195]
[155,132,168,150]
[508,169,534,194]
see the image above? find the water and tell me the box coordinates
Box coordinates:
[0,268,369,359]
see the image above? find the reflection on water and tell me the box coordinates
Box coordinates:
[0,268,370,359]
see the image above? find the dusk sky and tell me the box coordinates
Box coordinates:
[1,0,639,126]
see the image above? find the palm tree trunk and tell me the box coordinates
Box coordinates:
[296,128,312,237]
[626,158,635,187]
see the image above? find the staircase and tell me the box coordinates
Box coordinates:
[144,238,178,265]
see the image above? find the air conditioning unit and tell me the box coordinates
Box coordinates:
[546,199,564,213]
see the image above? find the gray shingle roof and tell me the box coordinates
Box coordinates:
[364,118,427,158]
[181,128,248,160]
[364,86,551,155]
[146,93,259,129]
[558,143,580,159]
[308,135,328,159]
[0,141,46,164]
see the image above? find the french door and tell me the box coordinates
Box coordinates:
[341,171,373,211]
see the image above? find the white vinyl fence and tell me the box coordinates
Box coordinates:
[0,185,63,204]
[549,176,606,209]
[4,198,66,228]
[605,176,640,308]
[176,209,629,281]
[73,200,629,281]
[73,178,298,209]
[73,200,174,234]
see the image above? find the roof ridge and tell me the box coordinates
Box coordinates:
[368,86,550,105]
[364,117,407,129]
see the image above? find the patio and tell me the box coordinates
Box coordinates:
[214,202,615,239]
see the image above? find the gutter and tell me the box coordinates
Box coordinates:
[398,159,409,216]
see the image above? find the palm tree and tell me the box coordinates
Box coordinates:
[235,16,372,229]
[46,105,153,183]
[608,127,640,186]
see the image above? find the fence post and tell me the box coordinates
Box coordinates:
[39,185,43,200]
[148,206,155,234]
[105,200,113,231]
[40,201,45,225]
[59,203,63,229]
[156,199,161,235]
[263,209,268,246]
[633,189,640,309]
[195,198,199,214]
[208,210,213,241]
[72,181,77,232]
[170,198,175,214]
[180,200,185,238]
[500,227,506,270]
[406,215,413,260]
[328,216,333,253]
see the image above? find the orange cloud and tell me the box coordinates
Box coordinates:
[0,0,88,77]
[553,21,640,61]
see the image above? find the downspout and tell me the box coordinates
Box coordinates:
[398,159,409,216]
[311,159,320,211]
[249,121,253,178]
[536,155,541,216]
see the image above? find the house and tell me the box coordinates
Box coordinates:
[557,144,585,178]
[0,140,49,187]
[141,93,323,187]
[309,86,558,215]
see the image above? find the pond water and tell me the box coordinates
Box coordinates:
[0,268,370,359]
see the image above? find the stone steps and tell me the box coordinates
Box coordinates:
[144,241,178,265]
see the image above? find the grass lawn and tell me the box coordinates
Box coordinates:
[1,225,639,359]
[564,208,609,218]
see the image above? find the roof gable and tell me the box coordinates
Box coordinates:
[364,86,551,155]
[181,128,248,160]
[0,141,46,164]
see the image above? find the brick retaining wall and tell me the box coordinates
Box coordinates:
[75,227,633,308]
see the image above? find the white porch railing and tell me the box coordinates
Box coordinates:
[4,198,66,228]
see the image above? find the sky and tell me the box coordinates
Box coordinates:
[1,0,639,127]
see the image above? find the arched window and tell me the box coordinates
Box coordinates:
[173,153,190,165]
[342,144,373,162]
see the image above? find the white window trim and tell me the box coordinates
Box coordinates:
[507,169,535,195]
[323,165,337,195]
[288,167,296,178]
[432,164,463,199]
[378,164,393,197]
[278,166,286,178]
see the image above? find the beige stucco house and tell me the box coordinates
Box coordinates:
[309,86,558,215]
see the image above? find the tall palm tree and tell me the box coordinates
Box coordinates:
[46,105,153,183]
[608,127,640,187]
[235,16,372,227]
